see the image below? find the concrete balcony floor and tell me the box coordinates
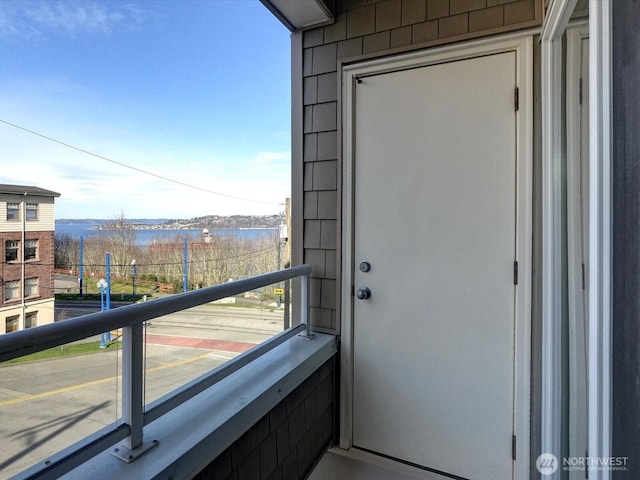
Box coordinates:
[310,448,455,480]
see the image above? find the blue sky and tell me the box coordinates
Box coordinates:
[0,0,291,219]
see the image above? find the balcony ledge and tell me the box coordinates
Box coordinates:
[58,332,337,480]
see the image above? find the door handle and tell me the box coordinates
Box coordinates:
[356,287,371,300]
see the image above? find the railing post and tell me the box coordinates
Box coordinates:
[299,274,314,339]
[112,323,158,462]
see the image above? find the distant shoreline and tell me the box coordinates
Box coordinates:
[88,224,278,231]
[88,223,278,233]
[56,214,284,231]
[55,222,279,246]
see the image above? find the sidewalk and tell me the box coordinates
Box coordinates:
[144,333,256,353]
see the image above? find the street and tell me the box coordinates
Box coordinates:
[0,302,286,478]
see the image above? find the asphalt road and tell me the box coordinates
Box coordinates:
[0,303,286,478]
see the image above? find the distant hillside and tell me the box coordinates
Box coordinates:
[56,218,170,224]
[173,215,282,229]
[57,215,283,230]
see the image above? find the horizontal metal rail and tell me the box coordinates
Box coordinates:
[0,264,311,363]
[3,264,312,480]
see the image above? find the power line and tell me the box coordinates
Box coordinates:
[0,118,281,206]
[18,244,280,270]
[4,249,278,270]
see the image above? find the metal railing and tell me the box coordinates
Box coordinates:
[0,264,312,480]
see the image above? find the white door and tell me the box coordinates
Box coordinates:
[351,51,523,479]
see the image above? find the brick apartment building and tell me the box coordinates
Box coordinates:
[1,184,60,334]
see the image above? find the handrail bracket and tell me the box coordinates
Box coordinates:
[111,438,159,463]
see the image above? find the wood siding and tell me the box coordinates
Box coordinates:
[0,195,56,232]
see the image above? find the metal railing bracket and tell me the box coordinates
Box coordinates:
[111,439,159,463]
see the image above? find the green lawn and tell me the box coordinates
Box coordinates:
[2,341,116,365]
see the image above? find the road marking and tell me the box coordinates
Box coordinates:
[0,352,211,408]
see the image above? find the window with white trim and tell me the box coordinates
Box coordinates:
[5,240,19,262]
[6,203,19,221]
[26,203,38,221]
[25,278,38,297]
[5,315,19,333]
[5,281,19,301]
[25,311,37,329]
[24,239,38,261]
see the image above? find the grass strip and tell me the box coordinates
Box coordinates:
[3,341,114,365]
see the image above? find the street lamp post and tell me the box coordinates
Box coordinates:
[97,278,108,348]
[131,259,137,302]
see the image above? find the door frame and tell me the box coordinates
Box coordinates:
[566,24,590,479]
[340,35,533,479]
[540,3,613,477]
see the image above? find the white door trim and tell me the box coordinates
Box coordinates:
[566,24,589,480]
[588,2,612,479]
[340,35,533,480]
[541,2,613,477]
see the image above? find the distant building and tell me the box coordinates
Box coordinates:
[0,184,60,333]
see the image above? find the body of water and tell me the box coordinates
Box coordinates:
[56,221,277,246]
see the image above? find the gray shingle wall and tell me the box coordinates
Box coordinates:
[193,358,335,480]
[301,0,541,333]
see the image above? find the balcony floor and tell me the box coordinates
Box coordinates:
[309,448,453,480]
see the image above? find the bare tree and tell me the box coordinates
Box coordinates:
[102,210,138,277]
[54,234,78,270]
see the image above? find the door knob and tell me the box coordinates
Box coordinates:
[356,287,371,300]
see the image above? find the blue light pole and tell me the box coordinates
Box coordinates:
[183,238,188,292]
[105,253,111,342]
[105,253,111,312]
[97,278,108,348]
[78,236,84,298]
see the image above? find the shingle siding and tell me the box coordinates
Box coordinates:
[402,0,426,25]
[194,358,336,480]
[299,0,541,334]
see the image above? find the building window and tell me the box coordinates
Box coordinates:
[25,278,38,297]
[25,311,37,329]
[5,240,19,262]
[7,203,19,221]
[5,315,19,333]
[24,239,38,261]
[26,203,38,221]
[4,281,19,301]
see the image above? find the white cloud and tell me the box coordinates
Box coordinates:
[253,151,290,165]
[0,1,150,39]
[0,134,290,219]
